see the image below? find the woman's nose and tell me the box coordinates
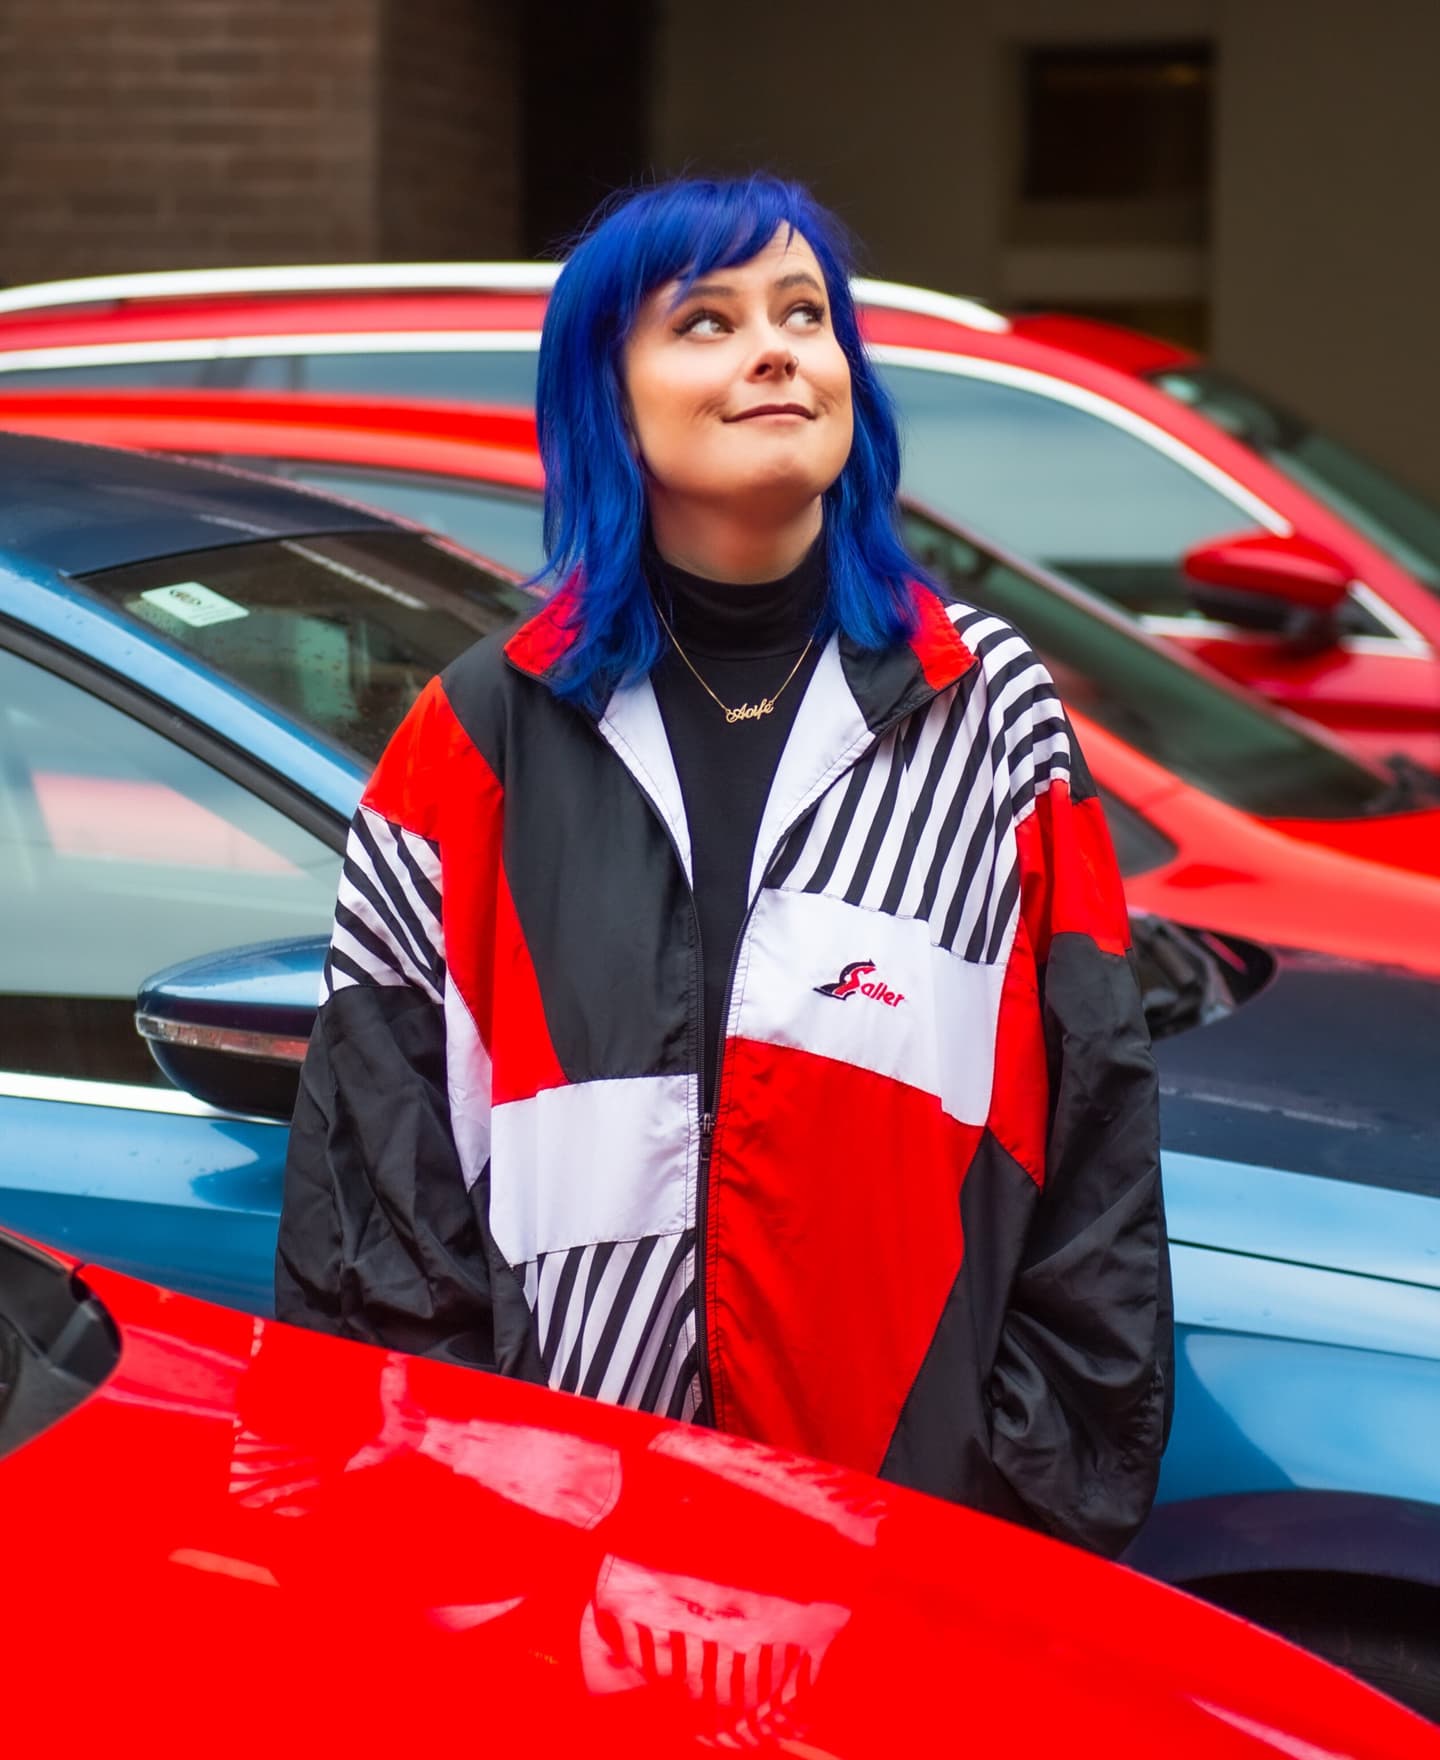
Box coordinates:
[752,341,799,380]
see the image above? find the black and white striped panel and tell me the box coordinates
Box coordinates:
[323,805,445,1003]
[768,604,1070,962]
[520,1230,702,1421]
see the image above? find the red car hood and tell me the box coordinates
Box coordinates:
[4,1256,1436,1758]
[1264,804,1440,879]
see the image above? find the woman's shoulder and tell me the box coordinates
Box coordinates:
[429,602,585,771]
[440,619,517,701]
[930,592,1055,696]
[920,589,1073,784]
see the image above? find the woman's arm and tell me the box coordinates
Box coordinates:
[275,684,496,1367]
[987,724,1173,1556]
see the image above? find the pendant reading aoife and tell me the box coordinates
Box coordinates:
[725,698,776,724]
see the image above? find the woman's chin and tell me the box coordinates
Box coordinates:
[720,465,839,515]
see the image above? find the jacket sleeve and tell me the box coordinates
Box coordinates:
[275,683,496,1368]
[986,724,1173,1557]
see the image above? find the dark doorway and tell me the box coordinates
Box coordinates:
[521,0,659,258]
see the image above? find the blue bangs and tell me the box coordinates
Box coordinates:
[535,175,922,707]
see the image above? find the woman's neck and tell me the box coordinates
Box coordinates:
[646,494,822,584]
[649,535,825,657]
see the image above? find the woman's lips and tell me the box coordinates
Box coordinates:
[725,403,815,421]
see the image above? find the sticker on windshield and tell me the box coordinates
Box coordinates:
[138,581,250,628]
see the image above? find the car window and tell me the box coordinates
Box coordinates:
[0,1236,119,1460]
[1095,788,1178,878]
[901,505,1390,821]
[77,531,533,764]
[881,361,1388,638]
[0,358,217,390]
[0,647,341,1084]
[0,345,545,407]
[229,461,547,576]
[210,352,299,390]
[285,348,541,408]
[1154,365,1440,597]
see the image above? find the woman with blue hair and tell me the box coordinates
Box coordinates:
[278,176,1172,1557]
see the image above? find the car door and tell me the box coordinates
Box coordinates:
[0,638,341,1315]
[875,350,1440,766]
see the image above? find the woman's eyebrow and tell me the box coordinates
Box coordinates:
[675,269,826,303]
[678,279,736,302]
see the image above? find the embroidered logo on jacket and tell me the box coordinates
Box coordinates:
[814,959,905,1007]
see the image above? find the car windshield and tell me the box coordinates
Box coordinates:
[1150,365,1440,593]
[217,458,547,577]
[0,1236,118,1461]
[900,504,1391,821]
[76,532,535,764]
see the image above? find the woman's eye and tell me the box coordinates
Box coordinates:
[677,309,728,337]
[784,302,826,329]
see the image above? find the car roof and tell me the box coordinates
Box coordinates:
[0,260,1009,328]
[0,263,1220,386]
[0,389,547,491]
[0,429,396,575]
[1007,311,1198,376]
[0,262,1012,370]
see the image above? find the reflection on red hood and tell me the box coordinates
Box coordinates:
[1264,803,1440,881]
[4,1256,1436,1758]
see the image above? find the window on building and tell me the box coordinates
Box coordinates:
[1006,41,1214,351]
[1020,43,1213,209]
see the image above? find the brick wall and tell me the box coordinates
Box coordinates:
[377,0,520,261]
[0,0,521,284]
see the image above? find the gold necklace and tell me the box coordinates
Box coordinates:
[655,602,815,725]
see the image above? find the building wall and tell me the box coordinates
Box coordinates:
[652,0,999,294]
[0,0,520,283]
[653,0,1214,300]
[1214,0,1440,492]
[655,0,1440,498]
[378,0,520,261]
[1,1,1434,499]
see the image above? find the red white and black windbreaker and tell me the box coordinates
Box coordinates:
[277,581,1173,1555]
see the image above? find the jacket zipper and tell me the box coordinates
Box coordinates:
[698,697,928,1425]
[556,680,935,1430]
[695,893,759,1429]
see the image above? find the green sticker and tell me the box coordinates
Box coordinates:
[139,581,249,629]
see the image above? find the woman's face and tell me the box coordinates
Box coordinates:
[622,228,854,525]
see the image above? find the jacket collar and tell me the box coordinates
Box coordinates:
[838,581,973,734]
[503,580,583,684]
[510,579,977,908]
[504,578,973,730]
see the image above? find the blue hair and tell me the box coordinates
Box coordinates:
[535,174,922,707]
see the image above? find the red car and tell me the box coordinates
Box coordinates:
[5,1226,1438,1758]
[0,265,1436,768]
[7,387,1440,983]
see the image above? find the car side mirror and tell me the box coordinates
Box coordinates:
[1180,531,1352,643]
[135,936,326,1121]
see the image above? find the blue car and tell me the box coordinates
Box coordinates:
[1,433,1437,1712]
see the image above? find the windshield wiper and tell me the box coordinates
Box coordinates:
[1366,753,1440,815]
[1131,916,1260,1039]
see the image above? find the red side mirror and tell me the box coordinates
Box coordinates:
[1181,530,1353,612]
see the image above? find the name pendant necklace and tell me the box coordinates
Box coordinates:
[655,603,815,725]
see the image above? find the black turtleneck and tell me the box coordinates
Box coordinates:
[648,541,827,1113]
